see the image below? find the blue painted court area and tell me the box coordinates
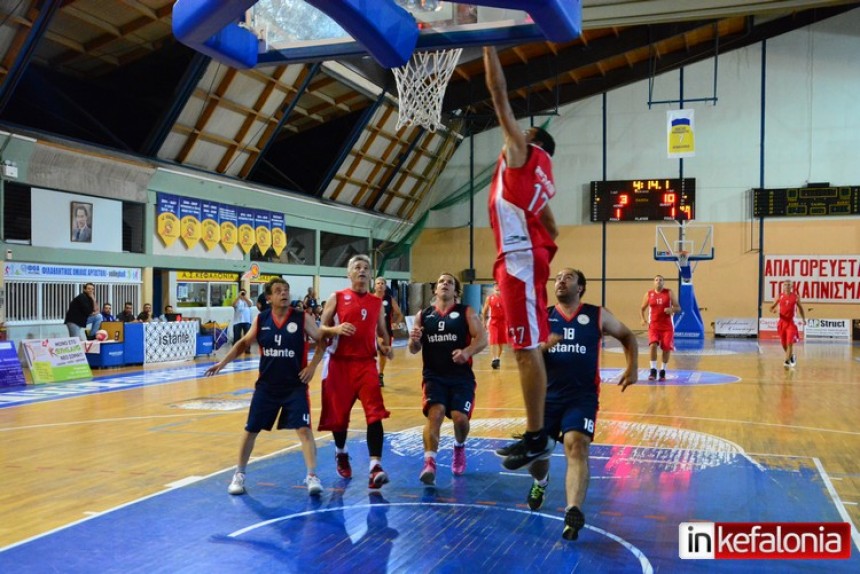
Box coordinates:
[601,368,741,386]
[1,433,857,573]
[0,359,258,408]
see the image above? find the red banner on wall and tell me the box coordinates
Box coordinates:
[764,255,860,303]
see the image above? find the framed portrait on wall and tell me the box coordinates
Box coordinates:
[70,201,93,243]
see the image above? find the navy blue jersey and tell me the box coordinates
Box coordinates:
[419,303,475,381]
[256,309,307,393]
[545,303,602,401]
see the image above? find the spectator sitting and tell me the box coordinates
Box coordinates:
[160,305,175,321]
[100,303,117,322]
[64,282,101,340]
[137,303,153,322]
[117,302,136,323]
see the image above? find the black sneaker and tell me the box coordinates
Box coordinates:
[561,506,585,540]
[501,436,556,471]
[648,368,657,381]
[658,369,666,381]
[379,373,384,387]
[527,477,548,511]
[494,433,524,457]
[491,358,500,370]
[784,360,791,368]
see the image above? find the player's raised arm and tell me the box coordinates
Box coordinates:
[484,46,527,167]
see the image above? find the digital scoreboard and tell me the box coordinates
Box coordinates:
[752,186,860,217]
[591,178,695,222]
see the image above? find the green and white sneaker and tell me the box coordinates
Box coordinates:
[527,477,548,511]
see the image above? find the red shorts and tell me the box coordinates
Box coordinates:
[648,327,675,351]
[317,357,390,432]
[778,320,798,348]
[493,248,551,350]
[487,319,507,345]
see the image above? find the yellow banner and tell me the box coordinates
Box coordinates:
[177,271,240,282]
[157,212,181,247]
[252,274,282,284]
[238,223,255,254]
[271,227,287,257]
[667,109,695,158]
[181,215,201,249]
[255,225,272,255]
[201,218,220,251]
[220,221,237,253]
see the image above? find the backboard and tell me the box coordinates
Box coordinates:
[251,1,563,66]
[654,221,714,273]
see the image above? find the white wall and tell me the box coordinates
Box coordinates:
[284,274,314,303]
[319,275,350,301]
[32,188,123,251]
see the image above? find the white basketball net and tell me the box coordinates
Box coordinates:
[393,48,463,132]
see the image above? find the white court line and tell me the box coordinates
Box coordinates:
[0,439,316,552]
[812,457,860,554]
[165,476,205,488]
[227,502,654,574]
[600,410,860,437]
[0,412,231,433]
[392,406,860,438]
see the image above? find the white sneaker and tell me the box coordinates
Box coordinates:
[228,471,246,495]
[305,474,323,496]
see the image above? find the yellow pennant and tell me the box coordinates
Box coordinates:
[157,212,180,247]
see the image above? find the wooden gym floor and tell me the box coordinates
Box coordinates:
[0,336,858,571]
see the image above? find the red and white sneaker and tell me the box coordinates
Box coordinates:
[419,457,437,485]
[335,453,352,479]
[369,463,389,489]
[452,445,466,476]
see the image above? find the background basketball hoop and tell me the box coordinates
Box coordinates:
[393,48,463,132]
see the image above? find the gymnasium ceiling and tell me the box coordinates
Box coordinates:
[1,1,858,221]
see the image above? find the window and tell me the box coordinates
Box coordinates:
[122,202,145,253]
[250,225,315,265]
[287,226,316,265]
[320,231,367,267]
[373,240,410,272]
[5,281,140,323]
[2,182,31,242]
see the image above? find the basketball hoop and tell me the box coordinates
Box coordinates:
[677,250,690,266]
[393,48,463,132]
